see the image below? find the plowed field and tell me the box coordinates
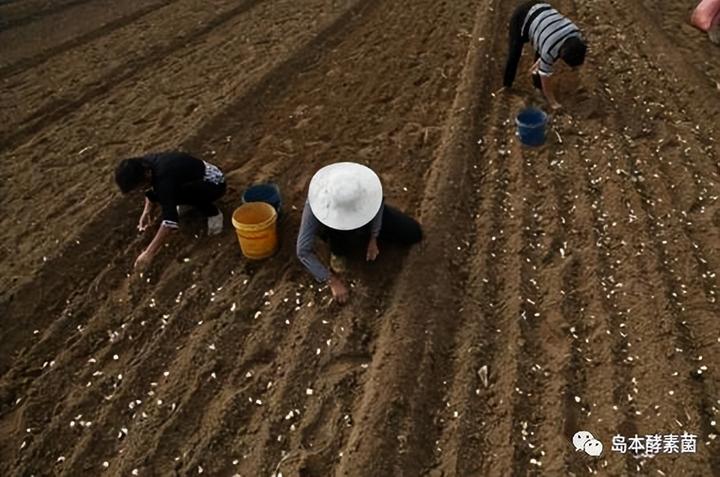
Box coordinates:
[1,0,719,475]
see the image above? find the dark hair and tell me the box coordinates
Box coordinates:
[560,37,587,67]
[115,158,146,193]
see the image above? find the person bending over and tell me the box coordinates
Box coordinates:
[115,151,226,269]
[296,162,422,304]
[503,1,587,109]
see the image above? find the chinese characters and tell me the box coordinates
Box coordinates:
[611,432,697,455]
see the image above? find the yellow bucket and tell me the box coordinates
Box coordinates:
[231,202,278,259]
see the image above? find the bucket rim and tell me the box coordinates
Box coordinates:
[244,182,280,192]
[241,183,282,205]
[232,202,277,231]
[515,107,548,128]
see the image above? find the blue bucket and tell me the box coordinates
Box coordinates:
[242,183,282,212]
[515,107,548,147]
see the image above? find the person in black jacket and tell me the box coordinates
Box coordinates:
[115,151,226,269]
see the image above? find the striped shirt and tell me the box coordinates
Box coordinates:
[523,3,582,76]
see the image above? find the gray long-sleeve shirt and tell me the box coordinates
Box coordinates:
[296,200,383,282]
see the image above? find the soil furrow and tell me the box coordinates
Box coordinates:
[0,0,97,32]
[432,74,511,477]
[557,5,719,467]
[0,0,175,79]
[582,1,720,468]
[0,0,359,305]
[576,131,640,472]
[333,1,499,474]
[0,0,268,153]
[538,131,595,475]
[3,0,720,474]
[4,257,259,474]
[511,151,547,476]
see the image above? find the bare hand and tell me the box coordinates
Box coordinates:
[134,250,153,270]
[137,213,152,232]
[529,58,541,75]
[366,238,379,261]
[328,275,349,304]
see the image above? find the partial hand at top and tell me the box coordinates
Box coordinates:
[328,275,349,304]
[529,58,541,75]
[137,213,152,232]
[366,238,380,262]
[134,250,153,270]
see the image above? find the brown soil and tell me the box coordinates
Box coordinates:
[1,0,719,475]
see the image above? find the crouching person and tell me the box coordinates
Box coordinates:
[296,162,422,304]
[503,1,588,109]
[114,151,226,269]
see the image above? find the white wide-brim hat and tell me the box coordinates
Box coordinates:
[308,162,383,231]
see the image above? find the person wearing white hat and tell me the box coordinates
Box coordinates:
[297,162,422,303]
